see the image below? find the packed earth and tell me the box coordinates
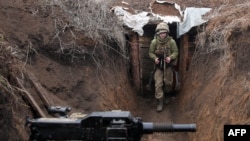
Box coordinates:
[0,0,250,141]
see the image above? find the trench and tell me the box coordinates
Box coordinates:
[125,23,198,141]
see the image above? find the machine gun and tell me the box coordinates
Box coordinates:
[47,106,72,118]
[26,110,196,141]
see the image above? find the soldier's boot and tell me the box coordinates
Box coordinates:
[156,98,164,112]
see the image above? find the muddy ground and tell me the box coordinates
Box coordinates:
[0,0,250,141]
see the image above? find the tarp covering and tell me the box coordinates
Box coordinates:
[112,1,211,37]
[178,7,211,37]
[112,6,150,36]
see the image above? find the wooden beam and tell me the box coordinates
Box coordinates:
[130,32,141,93]
[27,72,51,108]
[179,34,189,83]
[17,78,46,117]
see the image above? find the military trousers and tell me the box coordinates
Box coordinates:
[154,66,173,99]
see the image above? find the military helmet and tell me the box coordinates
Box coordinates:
[156,22,169,34]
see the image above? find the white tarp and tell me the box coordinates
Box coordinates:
[112,6,150,36]
[178,7,211,37]
[112,2,211,37]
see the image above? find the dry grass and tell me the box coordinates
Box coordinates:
[193,2,250,74]
[37,0,128,61]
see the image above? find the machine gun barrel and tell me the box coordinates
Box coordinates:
[143,122,196,133]
[26,110,196,141]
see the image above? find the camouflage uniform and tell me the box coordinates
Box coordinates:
[148,22,178,112]
[149,36,178,98]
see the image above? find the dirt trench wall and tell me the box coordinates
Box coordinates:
[177,3,250,140]
[179,30,250,141]
[0,0,137,140]
[0,47,32,141]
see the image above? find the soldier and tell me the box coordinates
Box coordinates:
[148,22,179,112]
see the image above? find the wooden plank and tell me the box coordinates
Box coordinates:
[27,72,51,108]
[179,34,189,83]
[138,34,155,95]
[139,48,154,81]
[17,78,46,117]
[130,33,141,93]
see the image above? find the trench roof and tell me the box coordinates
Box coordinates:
[111,0,211,37]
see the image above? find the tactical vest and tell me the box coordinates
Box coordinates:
[154,41,171,57]
[153,37,178,66]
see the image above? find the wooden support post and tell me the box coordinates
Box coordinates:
[179,34,189,83]
[130,32,141,93]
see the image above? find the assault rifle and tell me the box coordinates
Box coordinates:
[26,110,196,141]
[146,57,181,92]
